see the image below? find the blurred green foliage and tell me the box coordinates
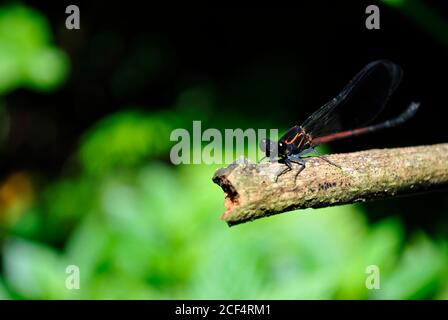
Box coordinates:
[79,110,180,175]
[382,0,448,47]
[0,3,447,300]
[0,4,69,93]
[2,153,448,299]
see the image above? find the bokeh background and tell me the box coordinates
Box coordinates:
[0,1,447,299]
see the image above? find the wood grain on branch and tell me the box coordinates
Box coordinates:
[212,143,448,226]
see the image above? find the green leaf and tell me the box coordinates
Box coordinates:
[3,238,69,299]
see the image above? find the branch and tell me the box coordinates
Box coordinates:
[212,143,448,226]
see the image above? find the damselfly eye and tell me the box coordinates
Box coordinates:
[277,141,287,155]
[278,141,285,151]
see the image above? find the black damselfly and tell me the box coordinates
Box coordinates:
[260,60,420,183]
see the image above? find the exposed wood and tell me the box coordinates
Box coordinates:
[212,143,448,226]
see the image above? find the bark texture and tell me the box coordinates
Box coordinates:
[212,143,448,226]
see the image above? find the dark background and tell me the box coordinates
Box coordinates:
[8,2,447,160]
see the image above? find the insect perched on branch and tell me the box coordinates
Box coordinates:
[259,60,420,183]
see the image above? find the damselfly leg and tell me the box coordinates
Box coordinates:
[307,147,342,169]
[274,147,341,184]
[275,154,306,184]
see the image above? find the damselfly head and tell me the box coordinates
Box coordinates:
[278,141,287,155]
